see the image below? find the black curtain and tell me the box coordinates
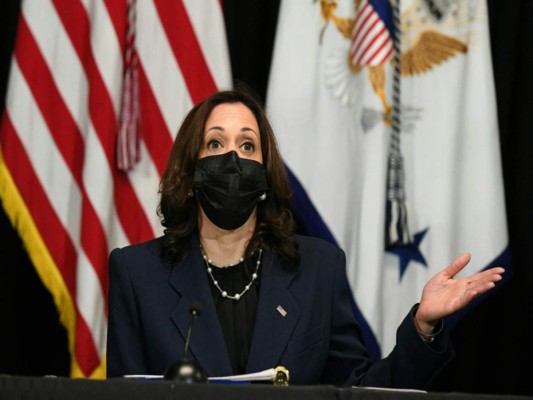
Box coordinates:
[428,1,533,395]
[1,0,532,395]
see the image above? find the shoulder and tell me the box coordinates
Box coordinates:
[294,234,345,263]
[292,235,346,279]
[108,236,180,295]
[110,236,164,260]
[294,234,339,251]
[109,236,168,277]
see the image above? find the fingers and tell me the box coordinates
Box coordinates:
[468,273,503,292]
[463,266,505,286]
[443,252,471,278]
[459,267,505,302]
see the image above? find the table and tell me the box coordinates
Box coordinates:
[1,375,531,400]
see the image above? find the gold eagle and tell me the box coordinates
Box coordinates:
[320,0,468,124]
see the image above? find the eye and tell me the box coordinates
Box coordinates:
[240,141,255,153]
[207,139,222,151]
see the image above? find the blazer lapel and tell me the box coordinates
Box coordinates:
[167,236,233,377]
[246,251,300,373]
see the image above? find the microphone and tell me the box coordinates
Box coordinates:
[164,301,208,383]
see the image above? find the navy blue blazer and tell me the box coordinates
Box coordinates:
[107,234,454,387]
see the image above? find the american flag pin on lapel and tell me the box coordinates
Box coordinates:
[277,305,287,317]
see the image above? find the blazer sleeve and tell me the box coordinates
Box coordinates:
[107,248,148,377]
[357,304,455,389]
[321,246,455,388]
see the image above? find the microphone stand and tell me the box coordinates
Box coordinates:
[164,302,208,383]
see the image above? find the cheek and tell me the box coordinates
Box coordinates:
[246,149,263,164]
[198,148,208,159]
[256,142,264,164]
[259,146,265,164]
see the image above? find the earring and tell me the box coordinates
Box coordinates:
[187,190,193,198]
[258,193,267,201]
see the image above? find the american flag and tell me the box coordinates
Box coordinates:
[0,0,231,378]
[350,0,394,66]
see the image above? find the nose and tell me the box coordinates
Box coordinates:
[225,143,239,153]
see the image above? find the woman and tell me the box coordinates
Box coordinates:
[107,89,504,387]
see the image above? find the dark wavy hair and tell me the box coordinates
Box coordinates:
[158,89,300,269]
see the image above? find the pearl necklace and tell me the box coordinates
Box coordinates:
[200,246,262,301]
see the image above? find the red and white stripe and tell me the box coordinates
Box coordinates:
[0,0,230,378]
[350,0,393,67]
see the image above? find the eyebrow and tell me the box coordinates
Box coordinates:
[205,126,259,137]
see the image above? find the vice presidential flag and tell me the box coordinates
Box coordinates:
[267,0,508,356]
[0,0,231,377]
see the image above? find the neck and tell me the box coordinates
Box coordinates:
[198,209,256,268]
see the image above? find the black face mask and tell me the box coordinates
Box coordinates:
[193,151,268,230]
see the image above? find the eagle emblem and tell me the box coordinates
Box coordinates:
[320,0,469,127]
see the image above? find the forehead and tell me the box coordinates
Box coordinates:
[205,102,259,130]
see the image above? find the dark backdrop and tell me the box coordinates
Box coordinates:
[1,0,532,395]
